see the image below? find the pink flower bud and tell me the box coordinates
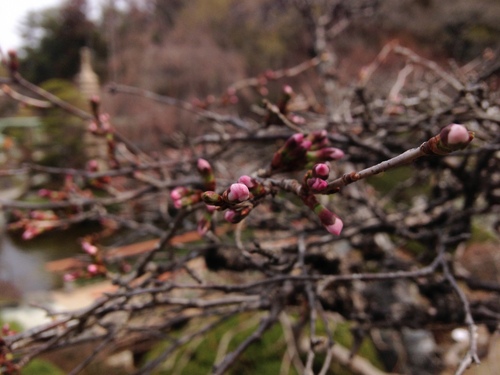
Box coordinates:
[205,204,217,213]
[238,175,256,188]
[38,189,51,197]
[22,226,40,240]
[283,85,294,96]
[64,273,76,282]
[313,163,330,179]
[82,241,98,255]
[197,158,211,173]
[445,124,470,145]
[307,147,344,162]
[290,114,305,124]
[224,210,238,223]
[300,140,312,151]
[87,160,99,171]
[87,264,99,275]
[321,148,344,160]
[227,183,250,202]
[325,216,343,235]
[307,178,328,192]
[290,133,304,145]
[170,187,187,201]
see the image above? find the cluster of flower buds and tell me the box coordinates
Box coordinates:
[303,163,330,194]
[170,159,220,235]
[202,182,252,224]
[88,113,113,135]
[423,123,474,155]
[170,186,203,209]
[63,239,105,282]
[271,131,344,172]
[201,175,268,224]
[16,210,59,240]
[170,158,218,210]
[81,239,104,277]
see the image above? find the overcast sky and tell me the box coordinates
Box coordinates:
[0,0,101,52]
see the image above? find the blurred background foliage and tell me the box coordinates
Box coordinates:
[5,0,500,151]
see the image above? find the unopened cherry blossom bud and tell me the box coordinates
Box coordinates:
[227,183,250,202]
[307,178,328,192]
[197,158,212,173]
[22,226,41,240]
[201,191,223,206]
[289,133,304,145]
[238,175,267,197]
[441,124,472,146]
[325,215,343,235]
[289,114,305,125]
[307,147,344,162]
[82,241,98,255]
[38,189,51,197]
[302,194,344,235]
[87,160,99,171]
[313,163,330,179]
[283,85,293,96]
[87,264,99,275]
[238,175,257,188]
[205,204,217,213]
[173,199,183,209]
[223,207,251,223]
[197,158,216,190]
[170,187,189,201]
[424,124,474,155]
[224,209,238,223]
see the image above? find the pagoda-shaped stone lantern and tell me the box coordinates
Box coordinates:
[76,47,100,99]
[75,47,107,161]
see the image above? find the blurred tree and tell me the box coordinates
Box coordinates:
[19,0,107,84]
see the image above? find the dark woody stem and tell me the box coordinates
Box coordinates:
[325,130,474,193]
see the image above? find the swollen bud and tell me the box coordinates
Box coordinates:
[440,124,473,147]
[226,183,250,202]
[197,158,216,190]
[423,124,474,155]
[201,191,224,206]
